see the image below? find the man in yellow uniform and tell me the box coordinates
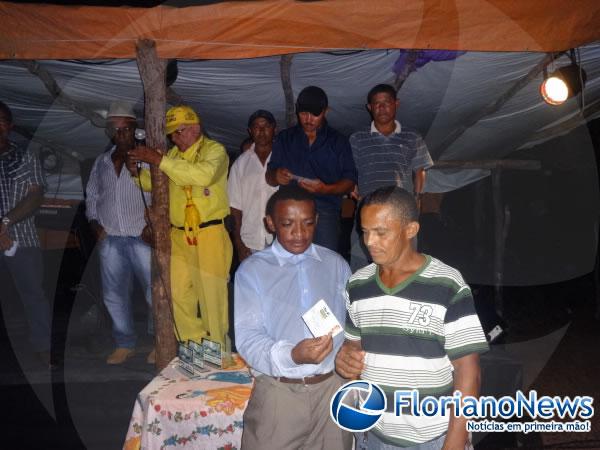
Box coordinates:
[128,105,232,346]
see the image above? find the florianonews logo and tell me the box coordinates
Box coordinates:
[330,382,594,435]
[330,380,387,432]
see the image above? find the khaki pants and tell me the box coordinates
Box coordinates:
[242,374,352,450]
[170,225,232,345]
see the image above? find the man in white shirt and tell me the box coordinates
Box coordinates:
[86,101,153,365]
[228,110,278,261]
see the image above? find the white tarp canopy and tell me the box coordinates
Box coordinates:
[1,43,600,198]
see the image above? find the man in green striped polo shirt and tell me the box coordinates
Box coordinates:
[335,186,488,450]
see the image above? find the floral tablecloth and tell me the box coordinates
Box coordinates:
[123,357,253,450]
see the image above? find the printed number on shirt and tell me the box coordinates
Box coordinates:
[408,302,433,326]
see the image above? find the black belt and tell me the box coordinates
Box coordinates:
[277,371,334,385]
[172,218,223,231]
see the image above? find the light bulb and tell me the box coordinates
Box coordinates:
[541,76,569,105]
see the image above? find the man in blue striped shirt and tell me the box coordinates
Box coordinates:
[85,101,153,365]
[349,84,433,271]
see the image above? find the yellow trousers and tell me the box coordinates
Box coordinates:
[170,224,232,346]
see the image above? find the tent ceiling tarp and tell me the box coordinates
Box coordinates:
[2,1,600,59]
[1,1,598,284]
[1,1,599,196]
[2,43,599,196]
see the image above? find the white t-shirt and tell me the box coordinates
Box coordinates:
[227,145,278,251]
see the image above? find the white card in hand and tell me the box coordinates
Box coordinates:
[302,299,343,337]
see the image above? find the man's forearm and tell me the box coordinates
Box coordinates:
[89,219,102,231]
[89,219,106,239]
[443,354,481,450]
[323,178,355,195]
[413,168,426,194]
[230,208,244,246]
[4,186,43,223]
[335,338,364,379]
[265,168,278,187]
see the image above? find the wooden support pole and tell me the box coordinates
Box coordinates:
[136,39,177,370]
[20,60,106,127]
[280,54,295,128]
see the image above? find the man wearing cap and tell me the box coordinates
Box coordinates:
[86,101,154,365]
[228,110,278,261]
[266,86,357,252]
[128,105,232,347]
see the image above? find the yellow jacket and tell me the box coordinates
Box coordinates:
[138,136,230,227]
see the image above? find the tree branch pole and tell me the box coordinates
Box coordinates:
[280,54,295,128]
[20,60,106,128]
[136,39,177,370]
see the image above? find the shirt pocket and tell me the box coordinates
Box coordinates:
[8,166,31,187]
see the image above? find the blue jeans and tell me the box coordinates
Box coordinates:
[0,246,52,352]
[314,209,340,252]
[98,235,152,349]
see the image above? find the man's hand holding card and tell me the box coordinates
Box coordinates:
[290,300,343,365]
[302,299,343,337]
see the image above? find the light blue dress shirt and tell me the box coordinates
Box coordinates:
[234,239,351,378]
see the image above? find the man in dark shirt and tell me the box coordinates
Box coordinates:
[266,86,357,252]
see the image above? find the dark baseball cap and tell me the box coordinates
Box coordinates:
[296,86,328,116]
[247,109,276,128]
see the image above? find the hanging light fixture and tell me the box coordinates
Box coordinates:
[40,148,62,174]
[540,51,587,106]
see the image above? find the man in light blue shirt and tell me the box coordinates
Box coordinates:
[235,185,352,450]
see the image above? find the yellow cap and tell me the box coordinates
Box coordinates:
[165,105,200,135]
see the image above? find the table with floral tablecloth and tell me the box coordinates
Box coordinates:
[123,356,253,450]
